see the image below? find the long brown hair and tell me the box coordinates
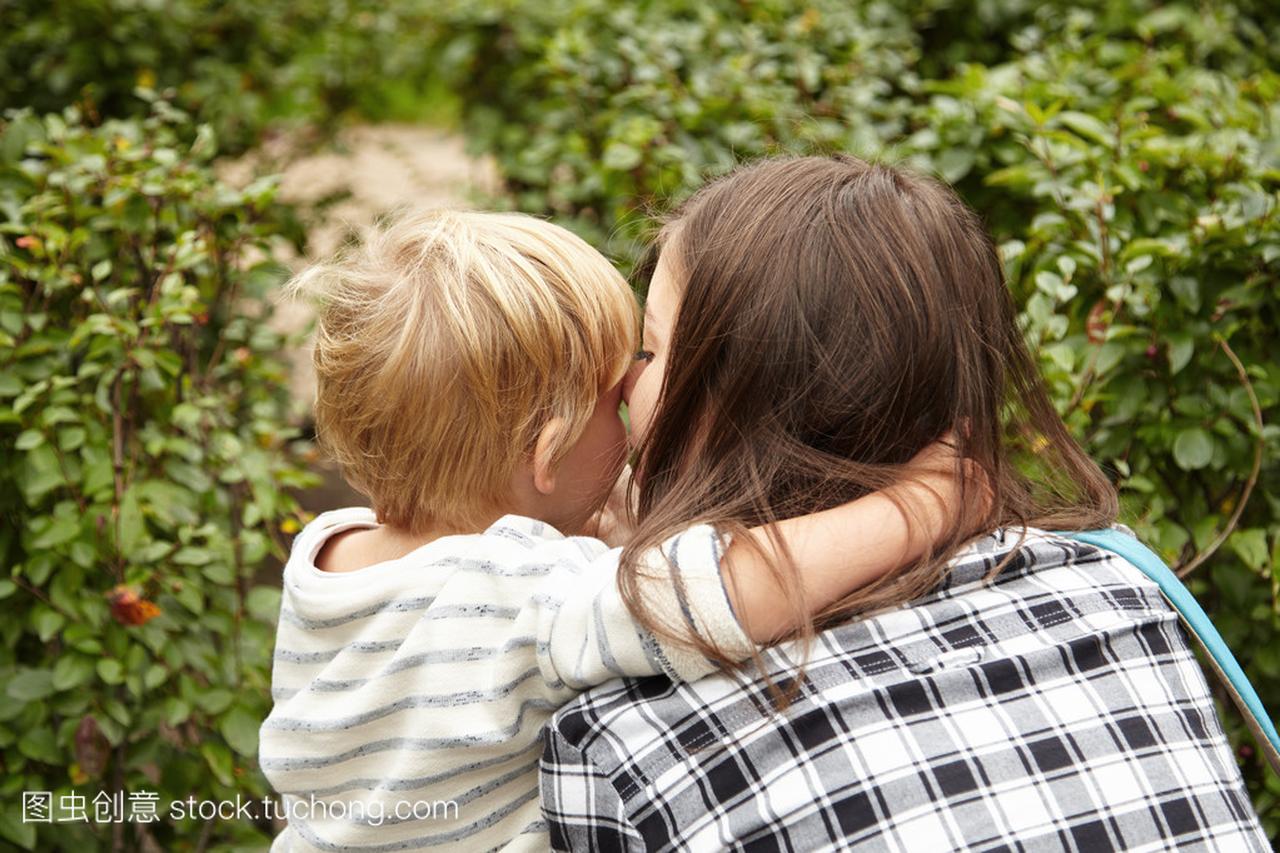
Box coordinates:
[618,155,1117,667]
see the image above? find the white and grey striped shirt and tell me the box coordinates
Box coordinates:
[259,508,751,851]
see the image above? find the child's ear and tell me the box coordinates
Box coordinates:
[532,418,565,496]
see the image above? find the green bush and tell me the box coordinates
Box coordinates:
[435,0,1280,836]
[899,13,1280,828]
[2,0,1276,843]
[905,0,1279,80]
[0,0,450,153]
[0,100,315,850]
[433,0,921,255]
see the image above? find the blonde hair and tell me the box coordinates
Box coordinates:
[291,209,639,532]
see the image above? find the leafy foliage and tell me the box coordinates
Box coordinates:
[3,0,1278,845]
[0,101,316,849]
[433,0,1280,835]
[432,0,921,255]
[0,0,450,153]
[898,23,1280,830]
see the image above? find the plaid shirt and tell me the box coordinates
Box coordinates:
[540,527,1269,851]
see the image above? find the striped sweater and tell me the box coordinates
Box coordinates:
[259,508,752,851]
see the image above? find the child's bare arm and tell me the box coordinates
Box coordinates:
[723,439,980,642]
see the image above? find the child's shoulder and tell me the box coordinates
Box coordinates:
[287,510,608,570]
[291,507,380,556]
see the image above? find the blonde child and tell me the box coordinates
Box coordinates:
[259,211,963,850]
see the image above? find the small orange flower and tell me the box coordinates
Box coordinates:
[107,586,161,626]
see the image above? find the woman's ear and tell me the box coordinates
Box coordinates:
[532,417,565,496]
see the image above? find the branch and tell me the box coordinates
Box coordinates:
[110,373,128,581]
[12,576,75,619]
[1176,336,1264,578]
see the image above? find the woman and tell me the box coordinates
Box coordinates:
[539,156,1268,850]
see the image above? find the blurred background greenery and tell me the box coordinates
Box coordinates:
[1,0,1277,848]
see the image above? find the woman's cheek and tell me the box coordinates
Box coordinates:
[626,363,660,447]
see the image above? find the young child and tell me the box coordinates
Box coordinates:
[260,210,963,851]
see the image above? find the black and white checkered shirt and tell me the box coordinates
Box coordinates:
[540,527,1269,851]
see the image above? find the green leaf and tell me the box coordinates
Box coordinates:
[70,636,103,655]
[117,487,147,555]
[1042,342,1076,373]
[1212,560,1257,608]
[202,562,235,585]
[104,697,132,727]
[166,697,192,726]
[1172,428,1214,470]
[174,582,205,615]
[32,608,64,642]
[96,658,125,685]
[1167,335,1194,375]
[28,516,80,550]
[15,430,44,450]
[1058,111,1112,146]
[18,727,60,764]
[1168,276,1200,312]
[173,546,213,566]
[197,689,234,715]
[58,426,86,451]
[52,655,95,690]
[220,706,261,756]
[934,147,975,182]
[1191,514,1221,554]
[246,586,281,621]
[7,668,55,701]
[0,806,36,849]
[144,664,167,690]
[1229,529,1269,572]
[1094,342,1127,375]
[602,142,642,171]
[200,742,235,786]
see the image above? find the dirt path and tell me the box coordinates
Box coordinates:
[275,124,498,259]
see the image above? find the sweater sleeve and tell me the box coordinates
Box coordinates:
[528,523,755,689]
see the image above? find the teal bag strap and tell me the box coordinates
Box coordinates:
[1063,528,1280,776]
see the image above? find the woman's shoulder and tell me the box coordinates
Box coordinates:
[540,526,1266,851]
[925,523,1154,601]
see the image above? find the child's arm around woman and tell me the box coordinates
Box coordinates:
[525,439,968,688]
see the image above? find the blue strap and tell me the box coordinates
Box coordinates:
[1062,528,1280,772]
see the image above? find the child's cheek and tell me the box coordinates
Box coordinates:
[603,411,628,473]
